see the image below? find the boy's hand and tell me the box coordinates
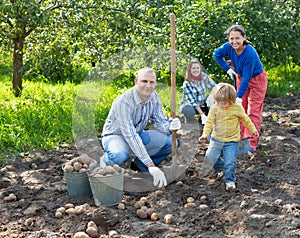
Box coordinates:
[199,135,207,143]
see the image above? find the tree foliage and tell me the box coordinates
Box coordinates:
[0,0,299,96]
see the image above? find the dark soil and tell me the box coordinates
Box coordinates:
[1,94,299,238]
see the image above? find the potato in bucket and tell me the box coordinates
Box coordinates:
[62,154,97,198]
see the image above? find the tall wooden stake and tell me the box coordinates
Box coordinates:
[170,13,177,158]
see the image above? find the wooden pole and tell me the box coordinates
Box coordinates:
[170,13,177,158]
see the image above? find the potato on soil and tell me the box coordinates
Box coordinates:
[175,181,183,186]
[65,203,74,209]
[200,195,207,201]
[55,207,65,216]
[66,207,76,215]
[140,197,148,203]
[136,209,147,219]
[3,193,17,202]
[154,190,163,196]
[151,212,159,221]
[73,232,90,238]
[86,227,98,238]
[87,221,98,231]
[199,204,209,209]
[75,206,84,215]
[117,203,125,210]
[186,197,195,203]
[164,214,173,224]
[184,202,197,208]
[55,211,63,218]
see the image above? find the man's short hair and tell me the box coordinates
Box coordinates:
[136,67,156,79]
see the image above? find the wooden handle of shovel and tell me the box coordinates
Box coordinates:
[170,13,177,158]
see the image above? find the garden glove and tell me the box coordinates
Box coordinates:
[236,97,242,104]
[148,167,167,187]
[206,93,214,108]
[227,68,237,78]
[200,114,207,125]
[169,118,181,130]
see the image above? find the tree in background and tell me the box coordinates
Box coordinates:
[0,0,63,97]
[0,0,160,96]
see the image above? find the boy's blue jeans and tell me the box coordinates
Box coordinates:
[205,137,239,183]
[102,130,172,172]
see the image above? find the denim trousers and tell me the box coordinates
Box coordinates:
[205,137,239,183]
[181,104,209,123]
[102,130,172,172]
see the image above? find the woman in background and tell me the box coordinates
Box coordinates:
[213,24,268,153]
[179,59,216,124]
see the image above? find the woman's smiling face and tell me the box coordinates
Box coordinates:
[228,30,246,53]
[190,63,201,77]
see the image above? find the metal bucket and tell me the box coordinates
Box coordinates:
[63,165,92,198]
[88,170,124,206]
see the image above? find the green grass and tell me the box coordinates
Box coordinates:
[0,80,78,161]
[267,63,300,96]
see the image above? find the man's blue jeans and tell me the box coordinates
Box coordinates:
[102,130,172,172]
[205,137,239,183]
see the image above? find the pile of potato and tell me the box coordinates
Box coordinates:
[74,221,98,238]
[88,164,123,177]
[54,203,85,218]
[63,154,97,173]
[184,196,197,208]
[134,197,159,221]
[133,196,174,224]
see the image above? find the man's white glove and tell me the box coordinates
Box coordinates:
[236,97,242,104]
[227,68,237,78]
[148,167,167,187]
[200,114,207,125]
[169,118,181,130]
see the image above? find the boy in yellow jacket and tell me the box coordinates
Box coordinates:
[199,83,258,190]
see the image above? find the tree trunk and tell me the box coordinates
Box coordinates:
[12,38,24,97]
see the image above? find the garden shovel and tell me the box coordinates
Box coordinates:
[162,13,187,183]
